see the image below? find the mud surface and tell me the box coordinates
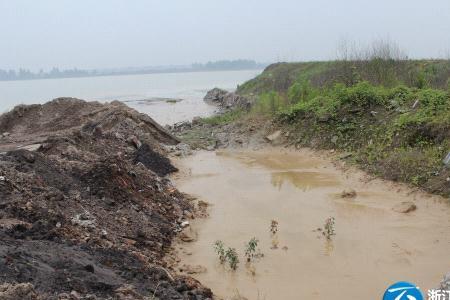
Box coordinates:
[174,149,450,300]
[0,99,211,299]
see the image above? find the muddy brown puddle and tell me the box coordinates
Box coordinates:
[173,149,450,300]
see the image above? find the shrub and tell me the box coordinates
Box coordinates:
[254,91,286,114]
[395,89,450,128]
[414,70,429,89]
[287,80,315,104]
[339,81,386,107]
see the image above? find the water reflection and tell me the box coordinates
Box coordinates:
[324,239,335,256]
[270,171,339,191]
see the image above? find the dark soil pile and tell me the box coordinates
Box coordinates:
[0,99,212,299]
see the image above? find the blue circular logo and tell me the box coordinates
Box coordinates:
[383,281,423,300]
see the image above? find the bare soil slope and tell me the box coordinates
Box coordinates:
[0,99,212,299]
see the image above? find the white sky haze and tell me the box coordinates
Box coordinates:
[1,0,449,70]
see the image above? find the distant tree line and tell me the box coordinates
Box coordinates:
[191,59,263,70]
[0,60,266,81]
[0,68,97,81]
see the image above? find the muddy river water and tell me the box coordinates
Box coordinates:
[173,149,450,300]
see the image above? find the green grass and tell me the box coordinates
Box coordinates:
[238,60,450,96]
[193,59,450,196]
[200,109,244,125]
[274,81,450,196]
[237,62,450,196]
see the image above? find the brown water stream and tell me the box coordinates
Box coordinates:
[173,149,450,300]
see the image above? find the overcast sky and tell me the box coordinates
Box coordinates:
[1,0,449,70]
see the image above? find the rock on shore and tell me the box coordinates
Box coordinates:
[0,98,212,299]
[203,87,251,111]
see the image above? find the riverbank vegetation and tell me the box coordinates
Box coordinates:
[213,42,450,197]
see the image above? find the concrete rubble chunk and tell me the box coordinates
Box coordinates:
[265,130,282,143]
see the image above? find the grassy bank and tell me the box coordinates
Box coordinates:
[238,60,450,95]
[224,60,450,197]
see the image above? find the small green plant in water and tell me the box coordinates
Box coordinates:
[214,240,226,264]
[225,247,239,270]
[270,220,279,249]
[323,217,336,240]
[244,237,263,262]
[270,220,279,235]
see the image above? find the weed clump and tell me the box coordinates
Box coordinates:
[270,220,279,249]
[214,240,226,264]
[201,109,244,125]
[213,241,240,270]
[225,248,239,270]
[270,220,279,235]
[323,217,336,240]
[244,237,263,262]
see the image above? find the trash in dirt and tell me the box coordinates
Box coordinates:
[19,143,42,151]
[444,152,450,165]
[181,220,190,228]
[0,176,5,181]
[71,213,96,228]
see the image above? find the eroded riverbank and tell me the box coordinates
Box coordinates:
[173,149,450,300]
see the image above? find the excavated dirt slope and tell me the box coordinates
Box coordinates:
[0,98,212,299]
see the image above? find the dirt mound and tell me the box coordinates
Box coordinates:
[134,144,178,176]
[0,99,212,299]
[0,98,179,152]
